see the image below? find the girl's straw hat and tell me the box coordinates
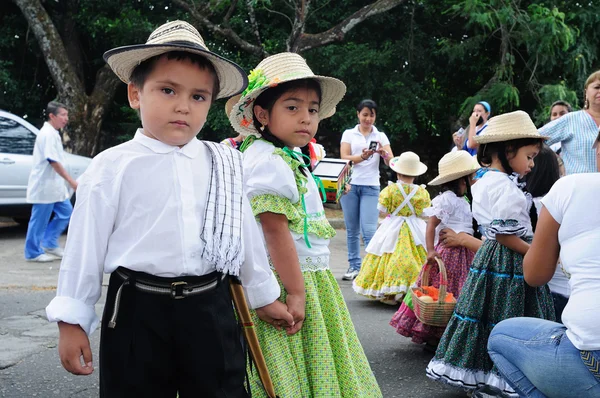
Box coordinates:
[389,152,428,176]
[229,52,347,136]
[428,150,480,186]
[225,94,242,118]
[103,20,247,99]
[474,110,548,144]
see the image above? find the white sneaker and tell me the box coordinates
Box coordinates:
[43,247,64,258]
[342,268,360,281]
[26,253,58,262]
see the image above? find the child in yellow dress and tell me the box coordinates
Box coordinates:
[353,152,431,305]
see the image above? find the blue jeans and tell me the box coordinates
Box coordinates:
[340,184,380,271]
[24,199,73,259]
[488,317,600,398]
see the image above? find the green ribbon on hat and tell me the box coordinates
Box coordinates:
[242,69,270,97]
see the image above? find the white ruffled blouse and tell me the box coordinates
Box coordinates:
[472,170,533,239]
[243,140,335,272]
[423,191,474,243]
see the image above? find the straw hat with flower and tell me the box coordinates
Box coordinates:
[474,110,548,144]
[103,20,247,99]
[229,52,347,137]
[389,152,428,177]
[428,150,481,186]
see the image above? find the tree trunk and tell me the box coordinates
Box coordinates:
[13,0,120,156]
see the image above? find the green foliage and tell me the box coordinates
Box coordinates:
[2,0,600,167]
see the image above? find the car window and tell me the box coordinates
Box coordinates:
[0,116,37,155]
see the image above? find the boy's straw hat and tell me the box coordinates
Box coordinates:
[428,150,480,186]
[103,20,247,99]
[389,152,428,177]
[229,52,346,136]
[474,110,548,144]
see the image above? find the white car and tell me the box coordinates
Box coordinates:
[0,110,92,223]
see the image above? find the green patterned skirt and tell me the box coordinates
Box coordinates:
[248,268,382,398]
[426,238,555,395]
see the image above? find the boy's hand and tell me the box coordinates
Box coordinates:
[255,300,294,331]
[57,322,94,375]
[285,293,305,335]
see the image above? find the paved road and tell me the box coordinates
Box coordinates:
[0,220,464,398]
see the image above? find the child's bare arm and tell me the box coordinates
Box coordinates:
[426,216,441,264]
[496,234,529,256]
[259,212,305,335]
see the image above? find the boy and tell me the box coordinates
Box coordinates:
[24,101,78,262]
[46,21,292,397]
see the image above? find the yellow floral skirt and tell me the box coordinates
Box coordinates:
[353,224,426,299]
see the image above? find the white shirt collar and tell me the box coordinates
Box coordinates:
[352,124,380,135]
[133,128,201,159]
[42,121,59,134]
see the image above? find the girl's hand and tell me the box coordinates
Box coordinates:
[426,250,440,265]
[344,183,351,194]
[285,293,305,335]
[255,300,295,331]
[439,228,462,248]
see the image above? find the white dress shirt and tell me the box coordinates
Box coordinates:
[46,130,280,335]
[26,122,70,204]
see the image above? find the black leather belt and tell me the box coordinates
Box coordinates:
[107,267,226,329]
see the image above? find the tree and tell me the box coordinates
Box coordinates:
[12,0,122,156]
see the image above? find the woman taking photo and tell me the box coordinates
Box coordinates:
[340,99,393,281]
[539,70,600,174]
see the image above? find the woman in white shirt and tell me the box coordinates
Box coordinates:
[488,173,600,398]
[339,99,393,280]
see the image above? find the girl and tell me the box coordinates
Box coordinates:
[228,53,382,397]
[523,144,567,322]
[352,151,430,305]
[426,111,556,397]
[390,150,480,346]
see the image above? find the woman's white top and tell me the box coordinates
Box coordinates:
[472,171,533,239]
[340,125,390,186]
[243,140,332,272]
[424,191,474,245]
[533,197,571,297]
[541,174,600,350]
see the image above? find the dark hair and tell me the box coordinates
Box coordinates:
[440,178,464,197]
[130,51,220,100]
[521,144,560,231]
[252,78,322,172]
[477,138,543,175]
[47,101,67,118]
[356,99,377,113]
[550,100,572,113]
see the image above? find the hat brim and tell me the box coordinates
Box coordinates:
[389,162,428,177]
[229,75,346,136]
[428,167,480,186]
[103,43,248,100]
[475,132,549,144]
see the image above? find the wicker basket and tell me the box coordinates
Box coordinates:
[410,257,456,327]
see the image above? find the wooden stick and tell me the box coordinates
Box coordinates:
[229,280,278,398]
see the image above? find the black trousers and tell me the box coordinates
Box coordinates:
[99,270,249,398]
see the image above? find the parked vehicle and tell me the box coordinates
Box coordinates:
[0,110,92,223]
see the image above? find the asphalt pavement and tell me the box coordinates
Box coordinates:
[0,219,464,398]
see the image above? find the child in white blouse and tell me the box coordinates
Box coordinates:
[45,21,291,397]
[426,111,556,396]
[228,52,382,397]
[391,150,479,346]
